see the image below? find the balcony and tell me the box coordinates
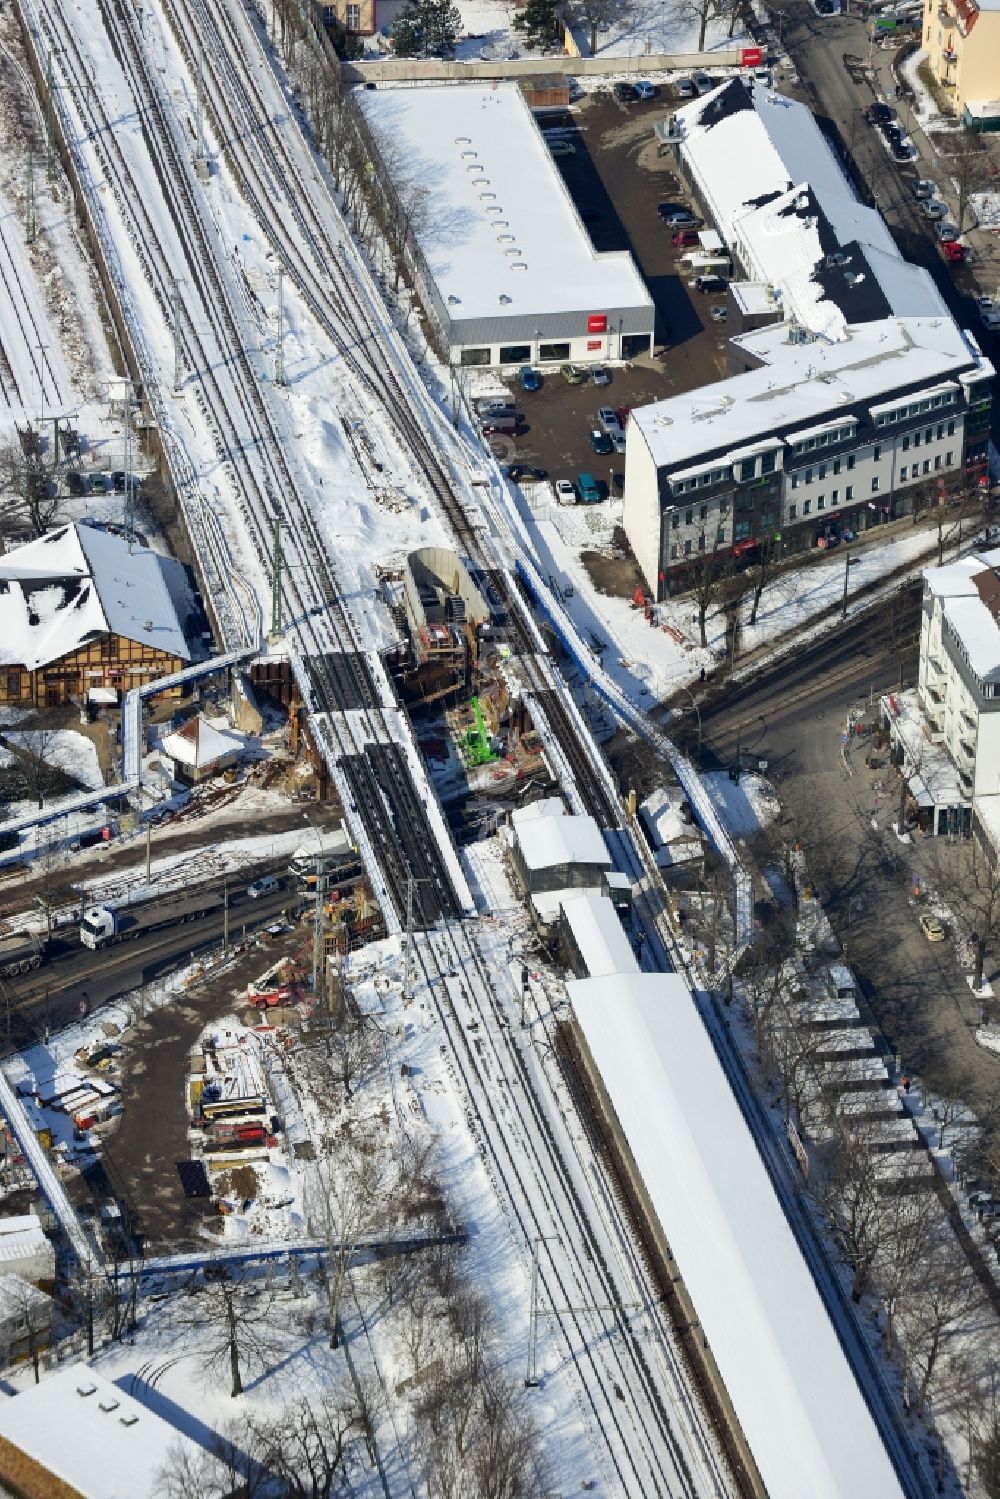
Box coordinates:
[960,708,976,730]
[959,738,976,761]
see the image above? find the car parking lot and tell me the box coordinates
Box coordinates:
[483,87,732,500]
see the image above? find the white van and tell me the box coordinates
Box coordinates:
[248,874,280,899]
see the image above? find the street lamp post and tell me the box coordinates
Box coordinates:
[680,685,702,765]
[841,548,860,619]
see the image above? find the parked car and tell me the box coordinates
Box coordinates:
[674,77,698,98]
[657,201,688,219]
[589,428,614,455]
[816,0,835,12]
[912,178,937,200]
[560,362,587,384]
[673,228,701,249]
[890,139,911,163]
[868,105,895,127]
[555,479,577,505]
[577,472,601,503]
[936,221,959,243]
[976,295,995,314]
[693,71,715,93]
[918,912,946,942]
[942,240,965,264]
[66,471,87,496]
[612,431,626,453]
[248,875,281,899]
[614,82,639,103]
[661,208,704,228]
[518,365,542,391]
[710,305,728,321]
[506,464,548,481]
[694,274,726,294]
[580,207,602,223]
[921,198,949,220]
[635,80,657,99]
[549,140,576,157]
[591,364,611,386]
[597,406,622,435]
[982,311,1000,333]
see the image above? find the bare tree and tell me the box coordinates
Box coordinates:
[308,1135,394,1348]
[578,0,617,55]
[156,1413,276,1499]
[879,586,920,690]
[176,1266,278,1398]
[746,534,781,627]
[4,1278,50,1383]
[15,727,59,811]
[931,835,1000,990]
[733,927,797,1062]
[688,551,733,650]
[871,1186,940,1356]
[948,127,992,235]
[268,1385,368,1499]
[809,1115,887,1302]
[0,439,65,547]
[897,1233,985,1416]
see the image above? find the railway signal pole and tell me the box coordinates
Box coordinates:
[45,50,58,183]
[525,1234,560,1387]
[195,53,208,174]
[312,861,327,1012]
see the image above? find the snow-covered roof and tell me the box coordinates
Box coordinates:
[357,85,653,327]
[675,79,947,339]
[571,973,904,1499]
[514,808,611,872]
[0,1215,53,1272]
[924,554,1000,680]
[0,524,190,670]
[161,714,242,769]
[632,315,987,473]
[0,1362,205,1498]
[560,891,637,978]
[511,796,566,827]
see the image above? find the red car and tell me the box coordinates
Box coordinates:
[942,240,965,264]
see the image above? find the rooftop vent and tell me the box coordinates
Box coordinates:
[77,1384,97,1398]
[497,233,514,242]
[99,1400,120,1414]
[460,150,478,159]
[447,294,461,305]
[119,1415,139,1428]
[485,206,502,215]
[503,247,521,256]
[455,136,471,144]
[499,293,512,304]
[479,192,496,201]
[510,262,528,271]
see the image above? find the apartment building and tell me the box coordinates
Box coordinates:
[883,550,1000,839]
[623,78,994,598]
[923,0,1000,123]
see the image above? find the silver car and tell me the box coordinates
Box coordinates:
[921,198,949,220]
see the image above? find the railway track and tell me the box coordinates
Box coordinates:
[20,0,464,928]
[415,921,729,1499]
[0,186,66,411]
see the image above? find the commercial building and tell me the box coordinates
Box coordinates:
[884,547,1000,839]
[0,522,191,707]
[923,0,1000,124]
[356,84,655,370]
[624,79,994,598]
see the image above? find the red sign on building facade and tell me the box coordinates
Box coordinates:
[587,314,608,334]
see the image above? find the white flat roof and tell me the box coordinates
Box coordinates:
[515,810,611,872]
[571,973,904,1499]
[632,315,984,472]
[560,891,637,977]
[0,1363,205,1499]
[357,84,652,325]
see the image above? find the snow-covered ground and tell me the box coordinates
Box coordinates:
[515,480,952,703]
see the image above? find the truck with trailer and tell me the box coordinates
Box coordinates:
[79,889,224,950]
[0,931,47,978]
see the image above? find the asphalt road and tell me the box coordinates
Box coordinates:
[700,606,1000,1112]
[1,879,297,1048]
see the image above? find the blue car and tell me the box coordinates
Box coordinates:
[635,80,657,100]
[519,365,542,391]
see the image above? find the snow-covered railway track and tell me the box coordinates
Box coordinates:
[0,200,65,412]
[416,922,730,1499]
[18,0,464,926]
